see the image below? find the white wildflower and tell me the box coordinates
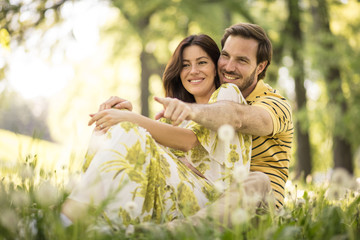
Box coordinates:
[296,198,306,207]
[213,181,225,193]
[11,191,30,207]
[125,224,135,236]
[125,201,138,218]
[34,181,60,206]
[330,168,353,188]
[0,209,18,233]
[20,164,34,179]
[231,208,248,226]
[296,189,304,198]
[218,124,235,142]
[232,165,249,184]
[325,185,346,201]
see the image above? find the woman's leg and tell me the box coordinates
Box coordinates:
[62,122,213,225]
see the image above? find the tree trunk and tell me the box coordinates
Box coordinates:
[140,50,150,117]
[310,0,353,174]
[286,0,312,179]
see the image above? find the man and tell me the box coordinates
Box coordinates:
[100,23,293,211]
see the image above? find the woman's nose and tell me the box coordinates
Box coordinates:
[190,65,200,74]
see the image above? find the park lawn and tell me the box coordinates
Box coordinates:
[0,129,64,172]
[0,129,359,239]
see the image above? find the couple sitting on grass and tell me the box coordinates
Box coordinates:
[61,22,293,228]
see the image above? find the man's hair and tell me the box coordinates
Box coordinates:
[221,23,272,80]
[163,34,220,103]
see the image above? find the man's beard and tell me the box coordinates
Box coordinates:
[239,68,257,92]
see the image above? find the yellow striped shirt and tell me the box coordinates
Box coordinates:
[246,80,293,208]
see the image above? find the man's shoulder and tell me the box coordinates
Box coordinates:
[247,80,289,106]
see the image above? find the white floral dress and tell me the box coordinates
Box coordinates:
[68,83,251,225]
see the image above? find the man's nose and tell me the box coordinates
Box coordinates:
[224,59,236,72]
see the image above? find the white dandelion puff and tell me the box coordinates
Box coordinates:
[0,209,18,233]
[11,191,31,207]
[218,124,235,142]
[325,185,346,201]
[231,208,248,225]
[214,181,225,193]
[125,201,138,218]
[34,181,60,206]
[125,224,135,236]
[330,168,353,188]
[20,164,34,179]
[232,165,249,183]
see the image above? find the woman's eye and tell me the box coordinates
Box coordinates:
[182,63,190,68]
[199,61,207,65]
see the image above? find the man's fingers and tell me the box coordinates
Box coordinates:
[173,111,188,126]
[154,96,170,106]
[154,110,165,120]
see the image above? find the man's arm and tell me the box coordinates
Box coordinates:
[190,101,273,136]
[155,97,273,136]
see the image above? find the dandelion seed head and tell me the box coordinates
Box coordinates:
[325,186,346,201]
[330,168,352,187]
[296,198,306,207]
[231,208,248,225]
[213,181,225,193]
[34,181,60,206]
[232,165,248,183]
[0,209,18,233]
[20,164,34,179]
[218,124,235,142]
[125,201,137,213]
[125,224,135,236]
[11,191,30,207]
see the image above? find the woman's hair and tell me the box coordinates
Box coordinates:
[163,34,220,103]
[221,23,272,80]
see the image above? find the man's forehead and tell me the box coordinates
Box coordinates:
[223,35,258,58]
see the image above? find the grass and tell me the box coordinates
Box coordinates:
[0,131,359,239]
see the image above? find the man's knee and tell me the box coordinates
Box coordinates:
[242,171,273,208]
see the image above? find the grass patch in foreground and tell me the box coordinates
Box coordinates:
[0,152,359,239]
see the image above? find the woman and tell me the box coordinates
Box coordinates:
[61,35,252,226]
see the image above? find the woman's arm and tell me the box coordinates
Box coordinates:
[88,109,199,152]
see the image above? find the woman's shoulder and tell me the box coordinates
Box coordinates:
[209,83,243,103]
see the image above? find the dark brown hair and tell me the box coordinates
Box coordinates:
[163,34,220,103]
[221,23,272,80]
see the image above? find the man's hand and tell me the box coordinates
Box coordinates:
[154,96,193,126]
[88,109,132,133]
[98,96,133,112]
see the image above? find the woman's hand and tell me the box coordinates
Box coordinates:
[154,96,193,126]
[98,96,133,112]
[88,109,132,133]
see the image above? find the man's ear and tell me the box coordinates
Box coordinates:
[257,61,268,75]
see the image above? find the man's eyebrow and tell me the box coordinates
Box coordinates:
[236,56,250,62]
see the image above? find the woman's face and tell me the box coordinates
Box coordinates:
[180,45,217,104]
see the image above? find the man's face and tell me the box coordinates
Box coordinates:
[218,35,263,98]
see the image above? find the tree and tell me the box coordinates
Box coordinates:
[310,0,353,173]
[285,0,312,179]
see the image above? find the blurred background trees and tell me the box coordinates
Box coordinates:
[1,0,359,178]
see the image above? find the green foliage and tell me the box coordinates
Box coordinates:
[0,155,359,239]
